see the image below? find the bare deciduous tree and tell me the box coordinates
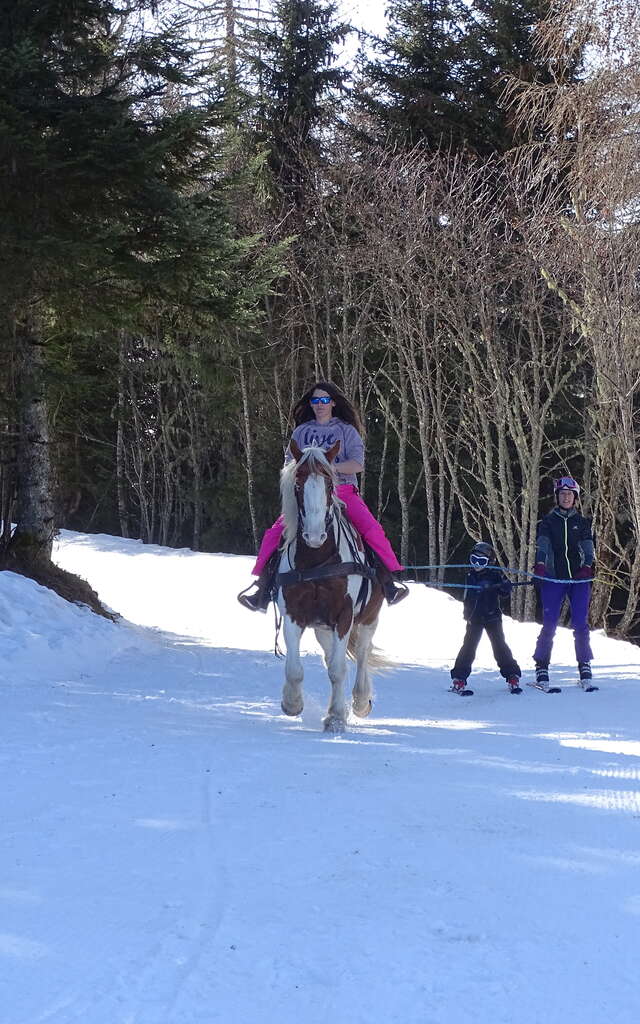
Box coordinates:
[507,0,640,636]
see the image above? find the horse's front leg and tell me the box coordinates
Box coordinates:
[351,620,378,718]
[281,614,305,717]
[322,628,351,734]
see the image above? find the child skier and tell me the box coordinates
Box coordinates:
[450,542,522,696]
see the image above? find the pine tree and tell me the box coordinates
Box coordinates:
[356,0,475,151]
[248,0,350,206]
[230,0,352,510]
[0,0,262,582]
[357,0,556,154]
[463,0,555,152]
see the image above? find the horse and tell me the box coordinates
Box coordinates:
[276,439,385,733]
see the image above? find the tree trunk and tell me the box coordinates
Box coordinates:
[116,331,130,539]
[376,412,389,522]
[397,351,410,566]
[8,316,54,569]
[238,351,258,549]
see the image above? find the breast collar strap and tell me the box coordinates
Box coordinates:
[277,561,376,586]
[278,514,375,586]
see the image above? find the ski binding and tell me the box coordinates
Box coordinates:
[450,684,474,696]
[527,681,561,694]
[579,679,599,692]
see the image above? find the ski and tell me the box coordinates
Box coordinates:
[527,682,561,694]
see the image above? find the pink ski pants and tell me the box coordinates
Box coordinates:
[252,484,403,574]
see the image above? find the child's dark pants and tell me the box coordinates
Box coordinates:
[451,619,520,681]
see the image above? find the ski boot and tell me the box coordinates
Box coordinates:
[507,675,523,694]
[535,663,549,686]
[578,662,598,692]
[450,678,473,696]
[528,662,561,693]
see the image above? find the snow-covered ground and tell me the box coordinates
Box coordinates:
[2,530,640,1024]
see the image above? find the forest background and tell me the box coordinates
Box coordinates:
[2,0,640,641]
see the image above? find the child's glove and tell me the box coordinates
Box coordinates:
[575,565,594,580]
[533,563,546,578]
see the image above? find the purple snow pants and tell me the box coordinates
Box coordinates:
[533,581,593,666]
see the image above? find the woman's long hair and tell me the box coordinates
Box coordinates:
[292,381,364,435]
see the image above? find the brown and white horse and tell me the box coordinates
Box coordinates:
[277,440,384,733]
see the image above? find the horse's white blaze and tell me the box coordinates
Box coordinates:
[280,445,340,545]
[300,474,329,546]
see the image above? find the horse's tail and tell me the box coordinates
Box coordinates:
[347,623,394,671]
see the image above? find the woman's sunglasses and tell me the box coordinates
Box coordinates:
[310,396,332,405]
[469,554,490,568]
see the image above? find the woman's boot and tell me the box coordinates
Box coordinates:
[370,553,409,606]
[237,552,279,612]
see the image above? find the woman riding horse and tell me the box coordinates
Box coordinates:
[237,381,408,610]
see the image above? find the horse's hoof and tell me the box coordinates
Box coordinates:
[352,699,373,719]
[281,700,303,717]
[323,715,346,734]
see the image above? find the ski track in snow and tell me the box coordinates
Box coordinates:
[1,530,640,1023]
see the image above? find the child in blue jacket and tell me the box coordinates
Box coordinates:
[450,542,521,696]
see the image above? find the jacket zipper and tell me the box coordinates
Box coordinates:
[564,517,572,579]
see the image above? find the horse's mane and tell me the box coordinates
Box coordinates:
[280,445,341,544]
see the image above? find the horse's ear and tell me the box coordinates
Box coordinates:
[290,439,303,462]
[325,440,341,463]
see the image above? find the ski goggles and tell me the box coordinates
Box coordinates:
[469,554,490,568]
[310,396,332,405]
[554,476,580,494]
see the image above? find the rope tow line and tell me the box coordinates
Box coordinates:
[401,563,598,588]
[415,580,536,590]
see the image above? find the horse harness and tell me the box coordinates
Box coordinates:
[270,514,376,657]
[276,513,376,594]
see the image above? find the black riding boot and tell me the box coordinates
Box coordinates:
[237,552,278,612]
[371,555,409,606]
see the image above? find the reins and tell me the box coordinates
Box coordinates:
[272,597,285,658]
